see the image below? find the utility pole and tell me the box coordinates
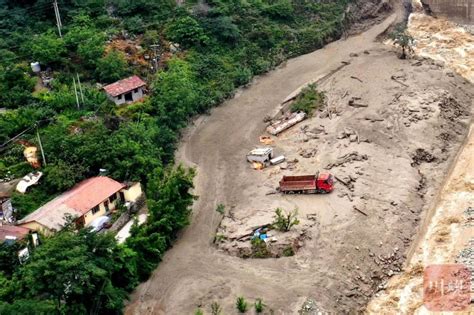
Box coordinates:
[36,126,47,167]
[76,73,85,104]
[53,0,63,38]
[150,44,159,72]
[72,77,80,110]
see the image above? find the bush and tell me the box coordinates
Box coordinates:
[251,238,271,258]
[166,16,209,48]
[96,50,130,83]
[215,204,225,215]
[389,24,414,59]
[282,246,295,257]
[29,31,67,66]
[254,298,265,313]
[210,302,222,315]
[273,208,299,232]
[291,84,325,116]
[236,296,248,313]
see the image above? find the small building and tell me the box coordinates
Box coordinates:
[17,177,143,235]
[0,225,30,244]
[246,147,274,164]
[103,75,146,105]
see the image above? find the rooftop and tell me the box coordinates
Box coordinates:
[103,75,146,97]
[0,225,30,242]
[248,147,273,156]
[19,177,125,231]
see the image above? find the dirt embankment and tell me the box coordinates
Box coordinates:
[366,5,474,314]
[366,126,474,314]
[125,9,473,315]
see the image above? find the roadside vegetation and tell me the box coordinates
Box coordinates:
[0,0,350,312]
[389,23,415,59]
[291,84,326,115]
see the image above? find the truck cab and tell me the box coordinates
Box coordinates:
[317,172,334,193]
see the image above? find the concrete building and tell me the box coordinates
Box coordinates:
[18,177,143,235]
[103,75,146,105]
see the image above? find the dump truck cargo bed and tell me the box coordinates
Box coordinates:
[279,172,334,194]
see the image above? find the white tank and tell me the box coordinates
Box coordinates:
[30,62,41,73]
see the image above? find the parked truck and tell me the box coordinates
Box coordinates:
[279,172,334,194]
[247,147,274,164]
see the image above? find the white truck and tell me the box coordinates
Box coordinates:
[246,147,274,164]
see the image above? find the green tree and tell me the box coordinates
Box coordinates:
[0,64,35,108]
[96,50,130,83]
[166,16,209,48]
[390,24,414,59]
[265,0,294,19]
[152,58,203,127]
[64,14,106,68]
[0,299,56,315]
[273,208,299,232]
[43,160,86,192]
[19,230,127,314]
[30,31,67,65]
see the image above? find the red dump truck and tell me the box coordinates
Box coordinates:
[279,172,334,194]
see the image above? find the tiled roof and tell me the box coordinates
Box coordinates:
[103,75,146,97]
[0,225,30,241]
[19,177,125,231]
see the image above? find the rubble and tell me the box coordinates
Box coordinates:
[456,239,474,284]
[299,148,317,158]
[325,152,368,169]
[348,97,369,108]
[411,148,436,166]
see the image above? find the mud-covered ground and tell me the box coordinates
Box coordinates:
[215,49,472,312]
[126,8,473,315]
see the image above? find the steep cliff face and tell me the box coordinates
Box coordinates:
[422,0,473,24]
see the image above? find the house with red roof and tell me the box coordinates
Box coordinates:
[0,225,30,244]
[17,177,142,235]
[103,75,146,105]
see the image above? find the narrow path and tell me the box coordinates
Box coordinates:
[125,15,398,315]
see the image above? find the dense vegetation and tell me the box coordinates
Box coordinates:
[0,0,350,313]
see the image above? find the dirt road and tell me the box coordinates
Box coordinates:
[126,10,473,314]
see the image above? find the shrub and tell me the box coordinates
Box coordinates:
[210,302,222,315]
[96,50,130,83]
[254,298,265,313]
[195,308,204,315]
[251,238,271,258]
[282,246,295,257]
[236,296,248,313]
[291,84,325,116]
[389,23,414,59]
[216,204,225,215]
[273,208,299,232]
[166,16,209,48]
